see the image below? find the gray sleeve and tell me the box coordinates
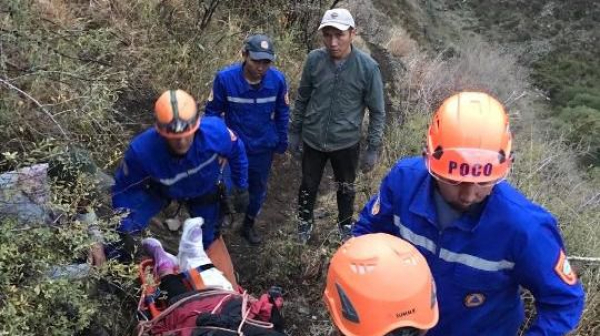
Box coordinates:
[289,54,313,135]
[365,64,386,150]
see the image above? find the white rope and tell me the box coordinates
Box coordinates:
[568,256,600,264]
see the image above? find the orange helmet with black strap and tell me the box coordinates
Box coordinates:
[154,89,200,139]
[324,233,438,336]
[425,92,513,184]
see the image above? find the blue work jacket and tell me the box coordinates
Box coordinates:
[113,117,248,234]
[204,63,289,154]
[353,157,585,336]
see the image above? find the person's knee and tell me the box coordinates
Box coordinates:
[337,181,355,195]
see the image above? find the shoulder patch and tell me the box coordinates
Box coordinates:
[554,249,577,285]
[371,193,381,215]
[227,128,237,141]
[284,92,290,106]
[207,89,214,102]
[464,293,485,308]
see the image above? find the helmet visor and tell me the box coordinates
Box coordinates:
[156,116,200,139]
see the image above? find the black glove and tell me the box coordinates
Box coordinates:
[287,132,302,160]
[231,188,249,213]
[360,148,379,173]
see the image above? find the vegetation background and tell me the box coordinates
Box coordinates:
[0,0,598,335]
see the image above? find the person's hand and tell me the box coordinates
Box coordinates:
[231,188,249,213]
[361,149,379,173]
[274,141,288,154]
[288,132,302,160]
[89,242,106,267]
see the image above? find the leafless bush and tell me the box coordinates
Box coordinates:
[401,39,530,120]
[386,27,418,58]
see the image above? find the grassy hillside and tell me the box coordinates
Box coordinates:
[0,0,598,335]
[449,0,600,167]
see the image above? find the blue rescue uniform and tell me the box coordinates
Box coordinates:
[353,157,585,336]
[204,63,289,218]
[113,117,248,248]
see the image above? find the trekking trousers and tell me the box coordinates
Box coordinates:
[298,142,359,228]
[245,151,275,219]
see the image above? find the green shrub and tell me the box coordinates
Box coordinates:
[0,220,97,335]
[556,105,600,166]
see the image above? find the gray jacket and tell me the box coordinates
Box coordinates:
[289,46,385,152]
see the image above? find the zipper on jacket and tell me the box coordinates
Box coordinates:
[324,67,340,150]
[436,228,444,256]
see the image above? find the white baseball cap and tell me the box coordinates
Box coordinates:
[318,8,355,31]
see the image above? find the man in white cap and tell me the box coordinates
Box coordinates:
[289,8,386,243]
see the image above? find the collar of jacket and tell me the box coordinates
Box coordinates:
[237,62,277,92]
[408,174,485,232]
[325,44,357,69]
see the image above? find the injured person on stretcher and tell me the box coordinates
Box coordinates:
[136,217,285,336]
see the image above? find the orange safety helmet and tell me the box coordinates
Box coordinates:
[154,89,200,139]
[324,233,438,336]
[425,92,513,184]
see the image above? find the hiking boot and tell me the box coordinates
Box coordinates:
[240,215,261,245]
[241,225,262,245]
[298,221,313,245]
[338,224,352,242]
[141,238,177,276]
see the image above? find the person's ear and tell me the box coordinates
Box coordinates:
[349,28,357,38]
[422,146,430,159]
[422,147,431,170]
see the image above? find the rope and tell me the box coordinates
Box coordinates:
[568,256,600,264]
[137,287,239,336]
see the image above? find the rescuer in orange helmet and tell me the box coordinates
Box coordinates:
[352,92,584,335]
[324,233,438,336]
[92,89,249,291]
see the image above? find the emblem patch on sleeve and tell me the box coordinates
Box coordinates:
[464,293,485,308]
[554,249,577,285]
[371,193,381,215]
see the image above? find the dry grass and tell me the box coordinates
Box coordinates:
[1,0,598,335]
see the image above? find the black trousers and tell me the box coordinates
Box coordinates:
[160,274,189,303]
[298,142,360,228]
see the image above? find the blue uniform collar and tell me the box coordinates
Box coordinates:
[409,175,486,232]
[237,63,276,91]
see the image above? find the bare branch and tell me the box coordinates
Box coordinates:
[0,76,69,140]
